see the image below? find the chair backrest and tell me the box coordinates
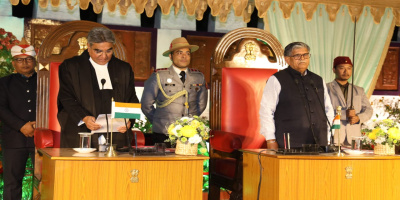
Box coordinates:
[221,68,277,149]
[210,27,286,149]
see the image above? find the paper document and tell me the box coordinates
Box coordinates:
[91,114,127,133]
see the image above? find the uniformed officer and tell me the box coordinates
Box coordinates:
[141,37,208,145]
[0,38,37,200]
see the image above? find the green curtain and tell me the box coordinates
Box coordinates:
[267,2,394,93]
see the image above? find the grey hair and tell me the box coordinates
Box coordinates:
[87,27,116,46]
[284,42,310,56]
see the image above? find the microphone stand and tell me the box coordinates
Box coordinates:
[310,80,337,153]
[293,78,320,147]
[101,79,110,147]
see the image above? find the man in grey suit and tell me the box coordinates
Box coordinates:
[327,56,373,145]
[141,37,208,145]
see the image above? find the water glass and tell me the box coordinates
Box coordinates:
[351,136,363,150]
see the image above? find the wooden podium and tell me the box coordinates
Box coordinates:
[243,149,400,200]
[39,148,208,200]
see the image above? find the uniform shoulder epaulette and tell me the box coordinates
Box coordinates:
[189,68,201,72]
[154,68,168,72]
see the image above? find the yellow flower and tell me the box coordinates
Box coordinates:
[167,124,175,135]
[388,127,400,140]
[191,120,200,129]
[368,128,380,140]
[180,125,197,138]
[199,147,207,154]
[180,137,188,143]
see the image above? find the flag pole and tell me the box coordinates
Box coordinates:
[105,98,118,157]
[334,106,344,156]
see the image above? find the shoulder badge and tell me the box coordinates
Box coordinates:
[189,68,200,72]
[155,68,168,72]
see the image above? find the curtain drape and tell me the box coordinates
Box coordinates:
[267,2,394,96]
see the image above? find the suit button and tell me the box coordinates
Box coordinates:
[26,80,29,82]
[28,110,31,112]
[27,90,29,93]
[311,110,314,113]
[28,100,31,102]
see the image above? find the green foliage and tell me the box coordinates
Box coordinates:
[133,118,152,134]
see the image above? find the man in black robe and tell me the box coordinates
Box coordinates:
[0,39,37,200]
[57,27,139,148]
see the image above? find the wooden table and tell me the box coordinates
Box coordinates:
[39,148,208,200]
[242,149,400,200]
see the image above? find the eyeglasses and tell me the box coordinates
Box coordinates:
[289,53,311,60]
[13,57,35,63]
[174,51,191,56]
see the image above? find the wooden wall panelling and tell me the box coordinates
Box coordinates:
[25,19,153,82]
[186,35,223,85]
[112,30,152,81]
[375,47,400,90]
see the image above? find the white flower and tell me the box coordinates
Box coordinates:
[172,124,182,136]
[188,134,202,144]
[180,116,190,121]
[375,137,385,144]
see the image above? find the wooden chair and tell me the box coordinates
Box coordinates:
[33,20,143,199]
[208,28,286,200]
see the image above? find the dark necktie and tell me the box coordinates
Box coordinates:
[180,71,186,83]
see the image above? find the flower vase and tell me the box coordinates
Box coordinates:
[374,143,395,155]
[175,140,198,155]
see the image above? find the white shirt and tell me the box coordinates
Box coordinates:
[259,74,334,142]
[89,58,113,90]
[172,65,187,79]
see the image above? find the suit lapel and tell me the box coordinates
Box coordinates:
[169,66,183,84]
[332,81,346,106]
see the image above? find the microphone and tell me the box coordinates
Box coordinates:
[101,79,106,89]
[309,79,334,148]
[101,79,110,145]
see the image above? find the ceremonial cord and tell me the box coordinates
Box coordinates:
[156,73,189,109]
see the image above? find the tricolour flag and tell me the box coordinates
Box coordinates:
[111,102,142,119]
[331,114,341,130]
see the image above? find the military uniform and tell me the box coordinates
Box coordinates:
[141,66,208,135]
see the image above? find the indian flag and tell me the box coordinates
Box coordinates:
[111,102,142,119]
[331,114,341,130]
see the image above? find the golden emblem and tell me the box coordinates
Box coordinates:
[244,42,256,61]
[21,49,26,54]
[345,166,353,179]
[77,37,88,55]
[130,169,139,183]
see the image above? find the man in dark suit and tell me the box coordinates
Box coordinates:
[0,39,37,200]
[57,27,139,148]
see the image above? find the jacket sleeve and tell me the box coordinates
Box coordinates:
[196,74,208,116]
[0,77,26,132]
[141,73,158,123]
[57,61,91,125]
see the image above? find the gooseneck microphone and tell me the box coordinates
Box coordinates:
[101,79,110,144]
[309,79,334,144]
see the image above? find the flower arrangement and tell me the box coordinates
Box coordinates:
[362,119,400,148]
[0,28,20,78]
[167,115,210,154]
[133,118,152,134]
